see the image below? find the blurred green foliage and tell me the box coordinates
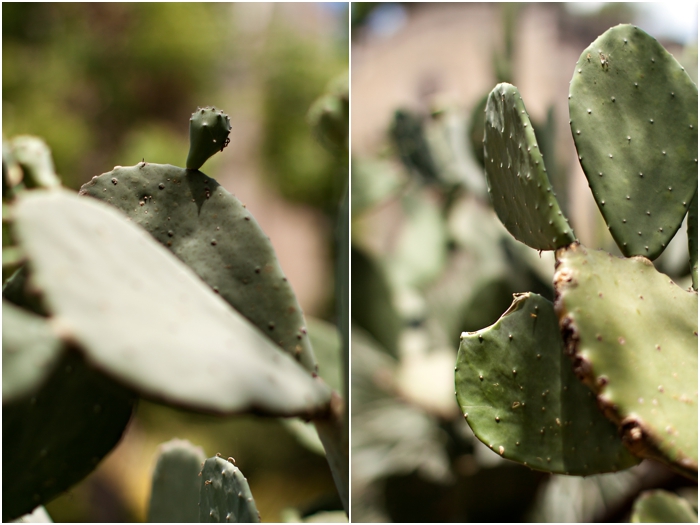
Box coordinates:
[3,3,349,216]
[260,19,347,213]
[2,3,228,189]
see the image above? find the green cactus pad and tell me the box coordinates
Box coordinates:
[569,24,698,260]
[2,300,64,402]
[554,243,698,478]
[186,107,232,170]
[483,83,576,250]
[9,136,61,190]
[455,292,639,475]
[12,189,331,417]
[631,489,698,523]
[79,163,317,373]
[307,72,349,153]
[3,350,136,522]
[199,456,260,523]
[688,190,697,291]
[148,439,206,523]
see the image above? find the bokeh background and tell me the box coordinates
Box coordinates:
[350,2,697,522]
[3,2,348,522]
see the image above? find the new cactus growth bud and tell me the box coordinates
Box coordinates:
[186,107,232,170]
[199,456,260,523]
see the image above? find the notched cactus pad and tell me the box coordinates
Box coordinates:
[80,163,317,373]
[483,83,575,250]
[148,439,206,523]
[12,189,331,417]
[455,292,638,475]
[199,456,260,523]
[186,107,232,170]
[554,244,698,478]
[569,24,698,260]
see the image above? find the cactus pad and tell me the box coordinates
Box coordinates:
[554,243,698,478]
[9,136,61,190]
[483,83,575,250]
[12,189,331,417]
[569,24,698,260]
[3,350,136,521]
[688,190,697,291]
[455,292,638,475]
[79,163,317,373]
[186,107,232,170]
[631,489,698,523]
[199,456,260,523]
[2,299,63,402]
[148,439,206,522]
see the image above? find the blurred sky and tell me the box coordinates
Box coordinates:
[362,2,699,45]
[568,2,698,44]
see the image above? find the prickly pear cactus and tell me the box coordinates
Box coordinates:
[148,439,206,523]
[456,292,638,475]
[569,24,698,260]
[12,189,331,417]
[79,163,318,374]
[554,244,698,478]
[199,456,260,523]
[483,83,575,251]
[456,24,698,482]
[186,107,232,170]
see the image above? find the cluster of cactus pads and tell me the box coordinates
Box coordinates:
[3,106,345,521]
[455,23,698,487]
[148,439,260,523]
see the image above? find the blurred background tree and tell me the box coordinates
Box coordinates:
[3,3,348,522]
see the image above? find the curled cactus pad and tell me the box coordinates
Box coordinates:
[455,292,638,475]
[483,83,575,251]
[569,24,698,260]
[199,456,260,523]
[186,107,232,170]
[554,244,698,479]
